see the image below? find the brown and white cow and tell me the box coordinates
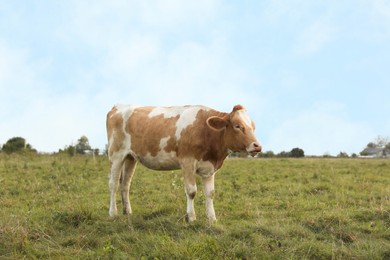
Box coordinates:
[106,104,261,223]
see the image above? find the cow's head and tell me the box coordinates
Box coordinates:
[207,105,262,156]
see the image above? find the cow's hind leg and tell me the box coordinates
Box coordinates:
[120,155,137,214]
[109,157,125,217]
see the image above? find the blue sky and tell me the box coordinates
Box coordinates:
[1,0,389,155]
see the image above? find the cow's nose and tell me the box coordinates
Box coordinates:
[253,142,262,152]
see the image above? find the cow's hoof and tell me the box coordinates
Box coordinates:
[208,216,217,225]
[122,209,132,215]
[109,209,118,217]
[185,213,196,223]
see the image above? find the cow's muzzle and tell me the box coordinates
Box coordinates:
[247,142,262,156]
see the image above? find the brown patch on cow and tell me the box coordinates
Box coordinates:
[206,116,228,131]
[165,136,177,153]
[124,107,179,157]
[178,109,230,170]
[106,106,126,156]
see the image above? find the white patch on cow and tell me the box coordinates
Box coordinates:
[139,139,180,170]
[148,106,182,118]
[148,106,208,140]
[159,136,170,150]
[196,160,215,177]
[236,110,252,128]
[175,106,206,140]
[116,104,138,122]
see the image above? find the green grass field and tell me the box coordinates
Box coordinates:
[0,154,389,259]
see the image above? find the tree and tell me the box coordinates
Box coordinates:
[290,147,304,158]
[1,137,36,154]
[374,136,389,148]
[261,150,275,158]
[75,136,92,155]
[337,152,349,158]
[360,136,390,157]
[277,151,290,158]
[384,143,390,157]
[59,136,95,156]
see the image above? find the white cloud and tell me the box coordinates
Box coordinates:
[1,1,262,152]
[370,0,390,40]
[138,0,220,28]
[0,43,43,105]
[262,0,312,24]
[0,41,49,130]
[0,41,107,152]
[63,0,262,108]
[294,18,337,56]
[267,102,374,155]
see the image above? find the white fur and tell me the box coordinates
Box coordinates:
[202,174,216,222]
[148,106,182,118]
[140,151,179,170]
[185,183,197,222]
[136,136,179,170]
[159,136,170,149]
[236,110,252,128]
[175,106,205,140]
[196,160,215,177]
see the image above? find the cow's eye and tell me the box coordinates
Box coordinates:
[234,125,245,133]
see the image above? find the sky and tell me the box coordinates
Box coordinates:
[1,0,390,156]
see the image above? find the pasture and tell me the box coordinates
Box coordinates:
[0,154,389,259]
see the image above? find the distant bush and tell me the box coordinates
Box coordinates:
[58,136,98,156]
[258,150,275,158]
[290,147,305,158]
[277,151,290,158]
[257,148,305,158]
[337,152,349,158]
[1,137,36,154]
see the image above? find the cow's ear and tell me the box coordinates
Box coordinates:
[207,116,228,131]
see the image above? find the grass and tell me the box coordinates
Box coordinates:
[0,154,389,259]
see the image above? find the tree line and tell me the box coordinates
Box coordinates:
[1,135,389,158]
[230,147,305,158]
[0,136,101,156]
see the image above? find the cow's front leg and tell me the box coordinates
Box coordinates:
[202,174,217,223]
[182,162,197,222]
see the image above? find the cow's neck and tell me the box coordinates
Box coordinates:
[202,129,229,170]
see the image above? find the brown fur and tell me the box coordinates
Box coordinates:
[124,106,179,157]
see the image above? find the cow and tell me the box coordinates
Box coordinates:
[106,104,262,223]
